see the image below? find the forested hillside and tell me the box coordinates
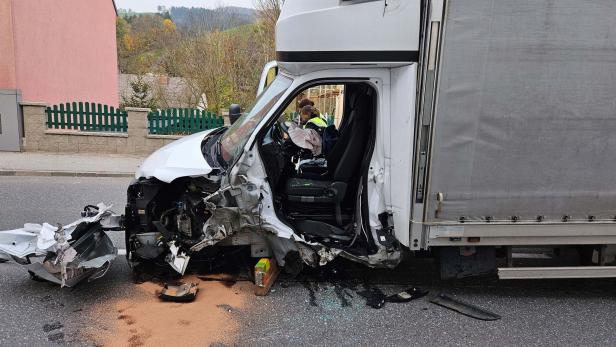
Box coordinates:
[116,1,281,112]
[169,6,256,34]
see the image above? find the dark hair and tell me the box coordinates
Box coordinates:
[298,98,314,109]
[300,105,315,116]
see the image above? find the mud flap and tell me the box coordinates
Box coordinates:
[430,293,501,321]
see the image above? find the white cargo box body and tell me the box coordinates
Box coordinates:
[424,0,616,225]
[276,0,420,64]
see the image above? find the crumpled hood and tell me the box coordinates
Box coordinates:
[135,130,216,183]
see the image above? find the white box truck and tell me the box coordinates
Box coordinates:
[124,0,616,279]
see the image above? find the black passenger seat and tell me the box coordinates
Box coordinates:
[284,85,372,226]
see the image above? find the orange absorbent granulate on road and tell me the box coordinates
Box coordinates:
[95,275,250,347]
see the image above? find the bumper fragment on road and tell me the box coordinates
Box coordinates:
[0,203,122,287]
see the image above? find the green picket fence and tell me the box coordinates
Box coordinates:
[148,108,224,135]
[46,102,127,133]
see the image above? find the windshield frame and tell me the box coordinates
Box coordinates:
[218,74,293,168]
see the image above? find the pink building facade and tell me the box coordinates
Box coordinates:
[0,0,119,106]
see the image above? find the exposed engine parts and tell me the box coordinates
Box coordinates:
[126,177,219,271]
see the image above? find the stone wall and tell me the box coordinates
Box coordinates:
[21,103,183,155]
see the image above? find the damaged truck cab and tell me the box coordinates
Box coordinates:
[126,0,616,280]
[124,0,421,274]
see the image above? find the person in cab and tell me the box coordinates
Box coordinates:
[300,105,327,134]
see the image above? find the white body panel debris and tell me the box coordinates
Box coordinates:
[0,203,121,287]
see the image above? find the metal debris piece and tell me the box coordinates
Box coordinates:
[358,286,429,309]
[357,287,386,309]
[159,282,199,302]
[386,287,429,303]
[430,293,501,321]
[0,203,120,287]
[166,241,190,275]
[43,322,64,333]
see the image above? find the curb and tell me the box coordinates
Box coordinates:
[0,170,134,178]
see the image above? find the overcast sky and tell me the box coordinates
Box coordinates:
[115,0,255,12]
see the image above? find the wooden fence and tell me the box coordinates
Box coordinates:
[147,108,224,135]
[46,102,128,133]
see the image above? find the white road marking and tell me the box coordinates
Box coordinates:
[118,249,127,255]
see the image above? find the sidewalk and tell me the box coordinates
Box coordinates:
[0,152,145,177]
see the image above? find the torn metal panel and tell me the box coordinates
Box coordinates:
[318,247,342,266]
[339,248,402,268]
[167,242,190,275]
[159,282,199,302]
[0,203,120,287]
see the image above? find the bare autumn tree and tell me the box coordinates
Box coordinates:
[254,0,283,57]
[154,2,283,113]
[169,32,232,113]
[163,2,282,113]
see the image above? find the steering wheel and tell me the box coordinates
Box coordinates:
[272,120,290,145]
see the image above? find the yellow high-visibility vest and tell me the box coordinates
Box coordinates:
[305,116,327,128]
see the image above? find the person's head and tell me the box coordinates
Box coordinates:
[300,105,316,124]
[298,98,314,110]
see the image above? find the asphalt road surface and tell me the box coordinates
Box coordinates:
[1,176,616,346]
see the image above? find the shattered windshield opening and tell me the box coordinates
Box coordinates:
[219,75,292,167]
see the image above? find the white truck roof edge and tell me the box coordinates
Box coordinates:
[276,0,421,65]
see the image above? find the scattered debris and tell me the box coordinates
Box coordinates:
[358,286,429,309]
[430,293,501,321]
[358,287,386,308]
[302,282,318,307]
[159,282,199,302]
[386,287,429,303]
[167,241,190,275]
[47,332,64,343]
[216,304,234,312]
[43,322,64,333]
[40,295,52,303]
[333,285,353,307]
[0,203,121,287]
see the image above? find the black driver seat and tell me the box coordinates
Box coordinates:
[284,85,372,225]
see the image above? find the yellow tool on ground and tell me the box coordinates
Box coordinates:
[254,257,280,296]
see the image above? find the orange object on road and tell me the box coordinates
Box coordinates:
[254,258,280,296]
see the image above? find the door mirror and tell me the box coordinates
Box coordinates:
[229,104,241,125]
[257,61,278,96]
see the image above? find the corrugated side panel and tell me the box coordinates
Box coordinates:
[426,0,616,223]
